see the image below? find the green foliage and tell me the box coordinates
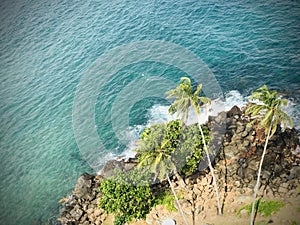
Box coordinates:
[99,169,155,225]
[179,124,210,176]
[166,77,211,123]
[246,85,293,137]
[137,120,183,180]
[155,190,177,211]
[238,199,285,216]
[136,120,210,177]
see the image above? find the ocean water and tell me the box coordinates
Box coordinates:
[0,0,299,224]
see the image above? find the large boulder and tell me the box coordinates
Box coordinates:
[227,105,242,118]
[73,173,94,199]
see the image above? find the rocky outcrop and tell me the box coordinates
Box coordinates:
[57,158,139,225]
[57,174,106,225]
[57,105,300,225]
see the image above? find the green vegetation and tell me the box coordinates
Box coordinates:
[136,119,192,225]
[99,169,155,225]
[238,199,285,217]
[246,85,293,225]
[99,118,210,225]
[155,190,177,211]
[97,82,295,225]
[136,120,209,177]
[167,77,222,215]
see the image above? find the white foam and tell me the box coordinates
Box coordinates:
[281,97,300,130]
[120,90,248,156]
[224,90,248,110]
[114,90,299,163]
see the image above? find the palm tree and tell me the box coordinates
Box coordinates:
[246,85,293,225]
[137,123,190,225]
[166,77,222,215]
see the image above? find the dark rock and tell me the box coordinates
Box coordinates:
[288,166,300,180]
[227,105,242,118]
[57,103,300,225]
[99,160,123,178]
[73,173,94,199]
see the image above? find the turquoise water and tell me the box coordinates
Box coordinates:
[0,0,299,224]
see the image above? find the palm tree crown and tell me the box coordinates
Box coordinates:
[246,84,293,137]
[166,77,211,123]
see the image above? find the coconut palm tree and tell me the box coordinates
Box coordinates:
[166,77,222,215]
[137,122,189,225]
[246,85,293,225]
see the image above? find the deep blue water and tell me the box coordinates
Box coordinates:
[0,0,299,224]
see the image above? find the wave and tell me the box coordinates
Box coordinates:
[119,90,247,158]
[101,90,299,168]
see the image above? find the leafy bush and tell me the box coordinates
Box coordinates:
[155,189,177,211]
[99,169,155,225]
[136,120,210,177]
[238,199,285,216]
[178,123,210,176]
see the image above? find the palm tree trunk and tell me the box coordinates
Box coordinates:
[250,121,273,225]
[167,175,189,225]
[197,120,222,215]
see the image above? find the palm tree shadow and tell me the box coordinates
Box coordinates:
[220,146,228,214]
[252,197,262,222]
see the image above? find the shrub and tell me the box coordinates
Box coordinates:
[238,199,285,216]
[155,189,177,211]
[99,169,155,225]
[136,120,210,177]
[178,123,210,176]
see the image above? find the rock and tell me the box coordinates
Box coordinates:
[179,199,192,215]
[246,135,255,142]
[73,173,94,199]
[227,105,242,118]
[200,177,209,186]
[57,103,300,225]
[234,180,241,188]
[69,207,83,221]
[95,217,102,225]
[86,208,94,215]
[59,197,69,204]
[123,162,137,171]
[99,160,123,178]
[88,213,96,222]
[94,209,103,217]
[146,213,158,224]
[289,166,300,180]
[261,170,271,180]
[278,186,288,194]
[281,182,289,189]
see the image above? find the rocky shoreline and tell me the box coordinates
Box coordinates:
[57,106,300,225]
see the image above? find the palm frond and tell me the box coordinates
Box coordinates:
[247,85,293,137]
[194,83,203,97]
